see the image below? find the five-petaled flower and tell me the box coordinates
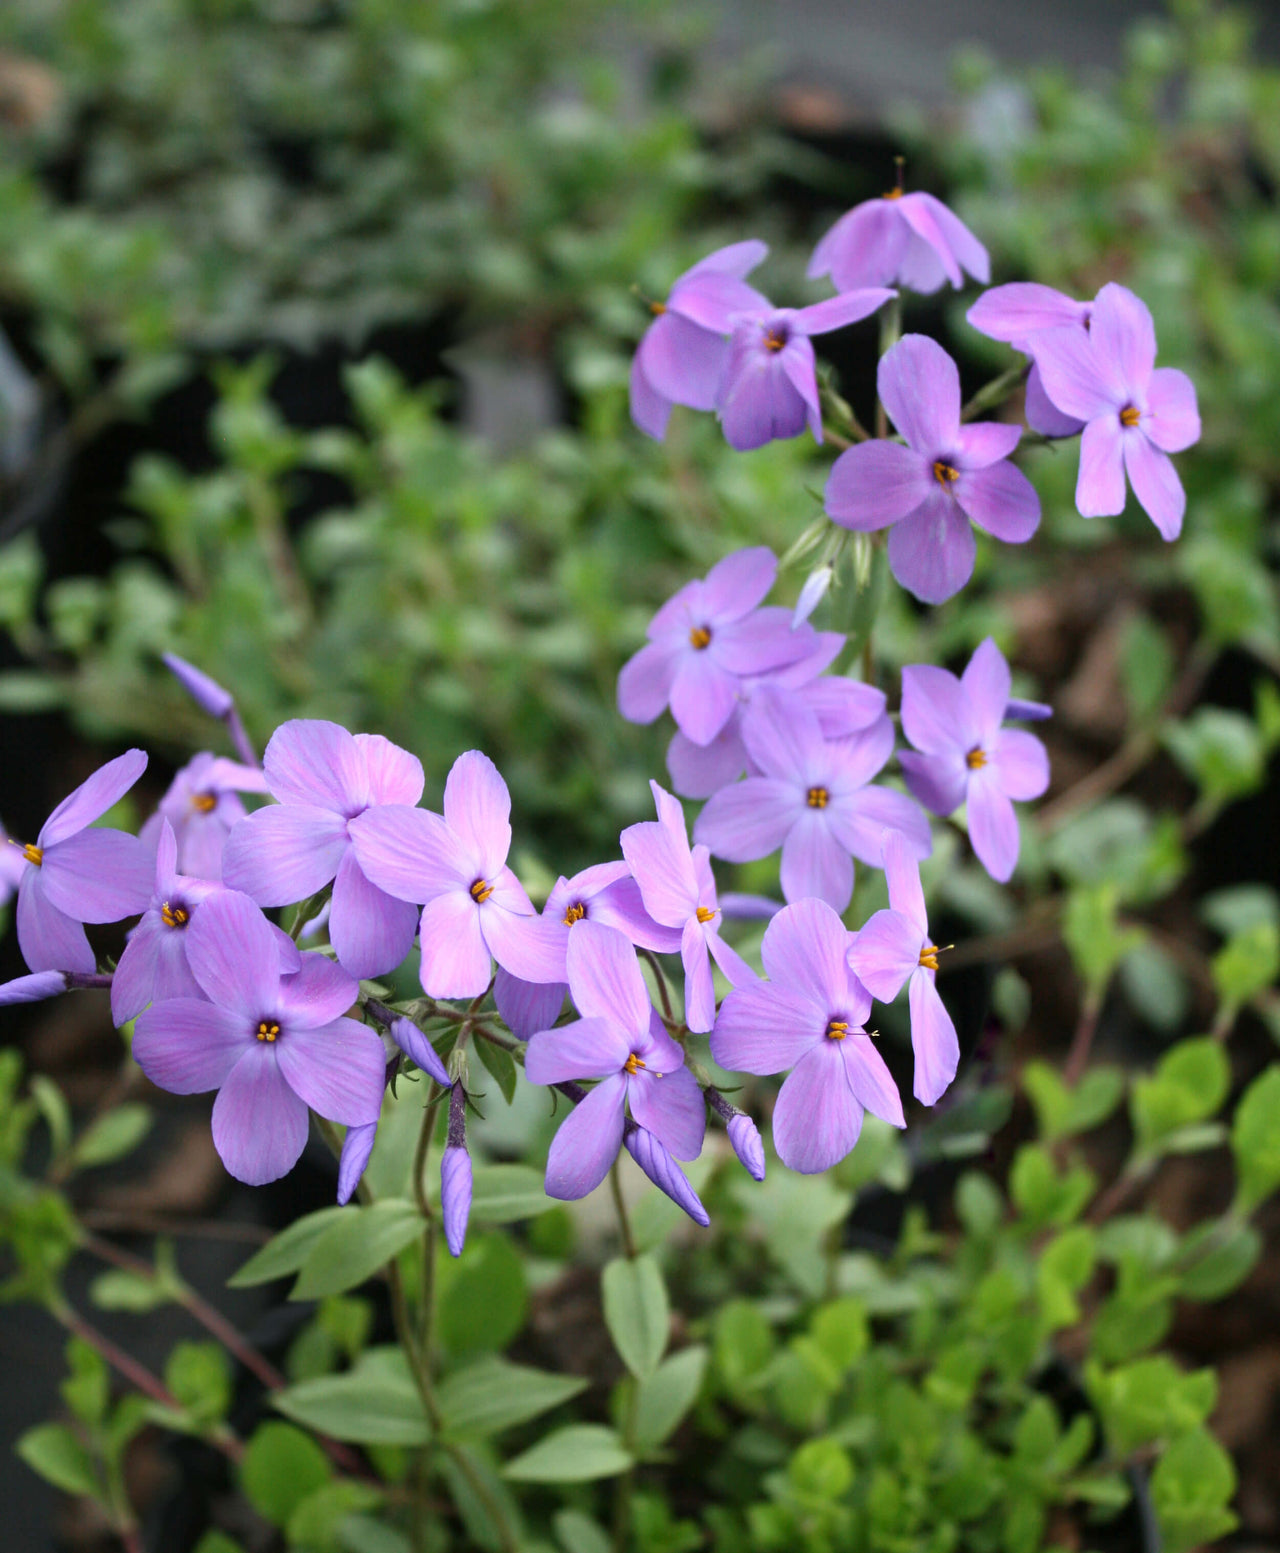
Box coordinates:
[808,185,989,295]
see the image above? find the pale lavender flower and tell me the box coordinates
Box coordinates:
[825,334,1040,604]
[132,891,386,1186]
[808,188,989,295]
[711,898,904,1173]
[848,831,960,1106]
[623,1122,710,1227]
[525,921,705,1201]
[140,751,269,882]
[338,1122,378,1205]
[966,282,1091,438]
[349,750,562,1000]
[716,290,895,451]
[13,750,152,976]
[222,720,423,980]
[630,241,770,441]
[162,652,258,767]
[440,1084,472,1257]
[620,781,755,1033]
[618,547,817,747]
[693,689,930,914]
[1033,283,1200,539]
[493,861,680,1040]
[897,637,1049,883]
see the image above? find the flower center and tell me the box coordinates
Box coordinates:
[763,328,787,352]
[192,792,218,813]
[470,878,494,904]
[918,944,941,972]
[563,901,587,926]
[160,901,189,929]
[807,786,829,809]
[255,1021,280,1043]
[966,746,987,770]
[1119,405,1141,428]
[624,1051,663,1078]
[689,625,712,650]
[695,904,717,924]
[933,460,959,486]
[825,1018,849,1040]
[16,840,42,866]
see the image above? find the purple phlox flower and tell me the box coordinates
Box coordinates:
[623,1122,710,1227]
[618,547,822,749]
[825,334,1040,604]
[525,920,705,1201]
[1032,283,1200,540]
[630,240,771,441]
[711,897,904,1174]
[694,688,930,914]
[707,1087,766,1181]
[161,652,258,768]
[338,1122,378,1205]
[349,750,563,1000]
[808,187,989,296]
[966,282,1091,438]
[493,860,681,1040]
[716,289,896,451]
[387,1015,452,1087]
[897,637,1050,883]
[14,750,153,977]
[440,1082,472,1257]
[221,720,425,980]
[132,890,386,1186]
[620,781,756,1033]
[664,623,862,799]
[848,831,960,1106]
[141,752,269,883]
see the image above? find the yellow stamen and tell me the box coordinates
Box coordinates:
[160,901,189,929]
[966,747,987,770]
[883,187,903,200]
[255,1021,280,1043]
[18,841,43,866]
[1119,405,1141,427]
[650,301,666,316]
[689,625,712,650]
[695,904,717,924]
[826,1019,849,1040]
[807,786,829,809]
[763,329,786,352]
[624,1051,663,1078]
[933,460,959,486]
[470,878,494,904]
[192,792,218,813]
[918,945,940,972]
[563,902,586,926]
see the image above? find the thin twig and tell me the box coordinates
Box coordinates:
[609,1160,638,1261]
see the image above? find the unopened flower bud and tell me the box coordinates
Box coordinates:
[727,1113,766,1181]
[441,1084,472,1257]
[0,970,70,1005]
[624,1122,709,1228]
[389,1017,451,1087]
[163,653,234,719]
[337,1121,377,1205]
[792,564,834,629]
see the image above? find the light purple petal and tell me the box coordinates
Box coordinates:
[898,750,968,816]
[668,271,770,331]
[707,929,757,991]
[772,1041,863,1173]
[685,238,769,283]
[1034,326,1120,422]
[443,752,511,879]
[714,607,818,676]
[39,830,152,922]
[793,288,895,336]
[40,750,148,849]
[441,1146,472,1257]
[967,771,1020,883]
[163,654,234,719]
[590,874,683,954]
[355,733,425,807]
[221,804,350,906]
[493,969,566,1042]
[619,822,696,928]
[563,919,651,1035]
[545,1072,627,1200]
[264,719,368,814]
[803,679,887,740]
[841,1031,906,1127]
[133,999,248,1093]
[809,199,906,289]
[525,1016,629,1083]
[1124,434,1185,541]
[1025,363,1086,438]
[1006,698,1053,722]
[637,311,731,411]
[328,849,420,980]
[206,758,270,796]
[667,722,748,800]
[629,1064,705,1161]
[274,951,360,1029]
[624,1125,709,1225]
[781,339,823,442]
[916,195,989,284]
[276,1017,386,1126]
[417,890,491,999]
[954,460,1040,543]
[829,785,931,869]
[338,1123,377,1205]
[825,439,934,532]
[780,811,853,912]
[826,713,896,792]
[882,830,928,936]
[740,686,827,786]
[961,638,1011,744]
[966,283,1087,344]
[909,971,960,1106]
[349,806,472,903]
[892,194,961,288]
[694,778,800,864]
[719,893,783,920]
[887,491,977,605]
[701,546,778,623]
[763,896,854,1011]
[212,1044,310,1186]
[681,917,717,1034]
[1089,283,1156,394]
[111,922,163,1025]
[1075,416,1127,518]
[991,729,1050,802]
[1144,368,1200,453]
[16,870,95,974]
[849,909,920,1003]
[879,334,960,453]
[953,420,1022,469]
[482,901,566,984]
[669,651,738,747]
[630,351,673,440]
[900,664,971,755]
[726,1113,766,1180]
[711,982,820,1074]
[180,890,280,1017]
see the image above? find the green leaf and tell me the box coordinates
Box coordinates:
[273,1349,429,1445]
[1232,1065,1280,1212]
[239,1422,332,1528]
[712,1300,775,1396]
[1121,613,1174,723]
[468,1164,555,1223]
[1009,1145,1095,1229]
[1131,1038,1231,1156]
[1177,1220,1262,1300]
[503,1424,632,1483]
[89,1268,172,1313]
[291,1200,424,1300]
[1211,920,1280,1008]
[286,1481,383,1552]
[72,1104,151,1168]
[436,1356,587,1440]
[165,1341,232,1427]
[437,1233,528,1356]
[1062,885,1144,997]
[602,1254,669,1379]
[632,1346,707,1452]
[16,1423,100,1499]
[1149,1428,1238,1553]
[60,1338,110,1426]
[553,1509,613,1553]
[193,1533,245,1553]
[1164,707,1265,806]
[1089,1355,1217,1455]
[442,1444,524,1553]
[227,1207,349,1287]
[29,1075,72,1159]
[473,1036,517,1105]
[809,1298,868,1374]
[788,1437,854,1500]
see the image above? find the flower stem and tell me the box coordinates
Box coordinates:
[610,1159,638,1260]
[960,361,1029,422]
[638,948,674,1023]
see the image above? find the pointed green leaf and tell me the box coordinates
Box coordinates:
[437,1356,587,1440]
[503,1425,632,1483]
[602,1254,669,1379]
[291,1200,424,1300]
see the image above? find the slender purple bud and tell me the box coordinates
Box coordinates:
[1005,698,1053,722]
[441,1085,472,1257]
[337,1121,378,1205]
[727,1115,766,1181]
[623,1122,710,1228]
[162,652,259,766]
[792,564,833,628]
[0,971,71,1005]
[389,1016,451,1087]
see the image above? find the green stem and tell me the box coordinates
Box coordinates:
[960,361,1030,422]
[610,1159,638,1260]
[638,948,674,1024]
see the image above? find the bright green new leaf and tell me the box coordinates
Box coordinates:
[787,1436,853,1500]
[503,1424,632,1483]
[602,1254,669,1379]
[1131,1038,1230,1155]
[16,1423,100,1499]
[1231,1065,1280,1213]
[72,1104,151,1168]
[239,1421,332,1527]
[1211,920,1279,1008]
[1149,1427,1238,1553]
[228,1207,349,1287]
[1177,1219,1262,1300]
[553,1509,612,1553]
[291,1200,424,1300]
